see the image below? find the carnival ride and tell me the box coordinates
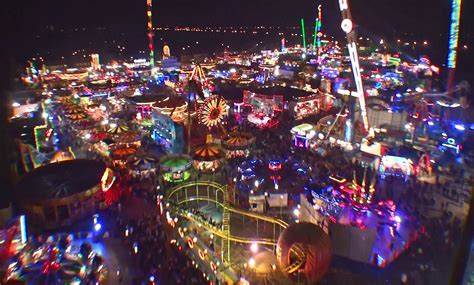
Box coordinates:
[198,95,228,128]
[5,238,107,284]
[163,181,329,280]
[189,64,213,100]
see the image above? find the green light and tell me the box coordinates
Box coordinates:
[313,19,318,49]
[300,18,306,49]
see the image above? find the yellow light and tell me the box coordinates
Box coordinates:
[248,258,255,268]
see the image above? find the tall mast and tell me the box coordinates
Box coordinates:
[146,0,155,69]
[338,0,369,131]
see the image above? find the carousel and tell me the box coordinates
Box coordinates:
[222,132,255,159]
[159,154,192,183]
[191,143,225,173]
[115,130,142,147]
[106,123,129,137]
[153,96,189,123]
[109,145,138,167]
[127,154,158,178]
[14,159,114,229]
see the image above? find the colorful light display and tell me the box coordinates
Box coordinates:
[447,0,462,69]
[198,95,228,128]
[447,0,462,91]
[300,18,307,50]
[313,5,322,55]
[146,0,155,69]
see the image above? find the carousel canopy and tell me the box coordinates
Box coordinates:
[115,130,142,144]
[192,143,224,162]
[65,112,88,121]
[110,145,138,160]
[85,131,108,143]
[106,124,129,135]
[222,132,255,150]
[127,155,158,170]
[72,119,97,130]
[15,159,107,202]
[160,154,192,172]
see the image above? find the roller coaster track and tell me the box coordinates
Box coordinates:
[166,181,304,273]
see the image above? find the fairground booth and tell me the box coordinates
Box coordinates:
[15,160,114,229]
[291,123,316,148]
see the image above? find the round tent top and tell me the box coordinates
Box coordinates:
[107,124,129,135]
[115,130,142,144]
[84,130,108,143]
[127,154,158,171]
[110,145,138,160]
[15,159,107,202]
[160,154,192,172]
[72,119,97,130]
[222,132,255,150]
[65,112,88,121]
[192,143,225,162]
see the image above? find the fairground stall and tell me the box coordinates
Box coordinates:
[291,123,316,148]
[221,132,255,159]
[159,154,192,183]
[14,160,114,229]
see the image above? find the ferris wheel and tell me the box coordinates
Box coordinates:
[198,95,228,128]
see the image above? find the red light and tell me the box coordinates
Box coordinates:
[356,218,362,224]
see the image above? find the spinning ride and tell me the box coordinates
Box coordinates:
[198,95,228,128]
[6,240,107,284]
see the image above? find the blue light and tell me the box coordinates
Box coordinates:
[454,124,465,131]
[149,276,155,282]
[94,223,102,232]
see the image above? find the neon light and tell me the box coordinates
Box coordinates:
[300,18,307,50]
[20,215,27,244]
[313,19,318,49]
[447,0,462,69]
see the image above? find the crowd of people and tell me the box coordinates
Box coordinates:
[114,211,211,284]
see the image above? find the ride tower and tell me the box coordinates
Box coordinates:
[146,0,155,69]
[338,0,370,135]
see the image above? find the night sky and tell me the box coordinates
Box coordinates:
[1,0,473,65]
